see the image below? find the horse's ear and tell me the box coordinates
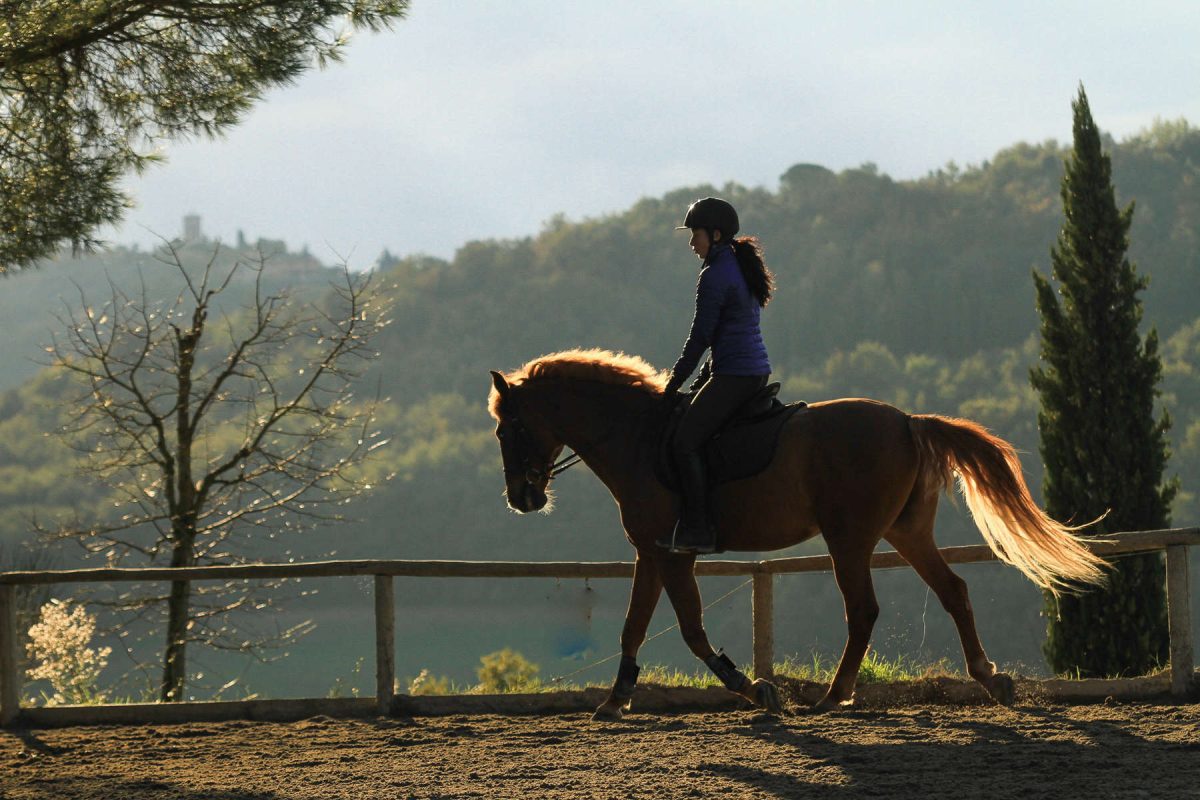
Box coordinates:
[490,370,509,399]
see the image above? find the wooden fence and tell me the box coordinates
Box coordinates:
[1,528,1195,727]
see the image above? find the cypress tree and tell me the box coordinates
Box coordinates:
[1031,86,1177,677]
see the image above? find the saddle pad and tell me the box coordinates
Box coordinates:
[655,399,808,492]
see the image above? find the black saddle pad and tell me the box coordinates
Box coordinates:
[655,385,807,492]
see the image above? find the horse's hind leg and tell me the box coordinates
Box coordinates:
[593,552,663,721]
[885,496,1015,705]
[657,556,781,713]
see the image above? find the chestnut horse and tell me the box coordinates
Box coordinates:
[488,349,1106,718]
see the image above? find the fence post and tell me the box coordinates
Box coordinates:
[1166,545,1194,696]
[0,584,19,726]
[374,575,395,715]
[752,570,774,681]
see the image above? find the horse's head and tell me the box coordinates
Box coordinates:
[489,370,564,513]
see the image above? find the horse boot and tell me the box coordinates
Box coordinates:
[657,451,717,554]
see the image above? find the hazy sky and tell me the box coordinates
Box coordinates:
[109,1,1200,264]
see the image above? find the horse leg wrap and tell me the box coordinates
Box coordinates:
[705,651,749,693]
[612,655,640,702]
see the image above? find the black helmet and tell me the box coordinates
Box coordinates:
[676,197,739,238]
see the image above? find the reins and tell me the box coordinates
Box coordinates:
[545,451,583,479]
[517,440,583,484]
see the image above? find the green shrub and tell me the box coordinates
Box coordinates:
[475,648,540,693]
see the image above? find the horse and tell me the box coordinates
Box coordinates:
[487,348,1107,719]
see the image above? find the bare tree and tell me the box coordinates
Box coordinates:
[42,244,389,701]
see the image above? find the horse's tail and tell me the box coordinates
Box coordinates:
[908,414,1108,595]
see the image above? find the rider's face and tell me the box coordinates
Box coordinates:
[689,228,716,260]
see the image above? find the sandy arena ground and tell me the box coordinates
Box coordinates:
[4,701,1200,799]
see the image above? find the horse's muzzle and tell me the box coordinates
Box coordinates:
[509,481,549,513]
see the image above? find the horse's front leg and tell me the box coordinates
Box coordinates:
[657,556,782,714]
[592,551,664,721]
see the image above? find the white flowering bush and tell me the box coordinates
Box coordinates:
[25,600,111,706]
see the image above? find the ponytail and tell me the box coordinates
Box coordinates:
[732,236,774,307]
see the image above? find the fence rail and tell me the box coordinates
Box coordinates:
[1,527,1196,726]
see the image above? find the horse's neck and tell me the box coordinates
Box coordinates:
[532,381,653,490]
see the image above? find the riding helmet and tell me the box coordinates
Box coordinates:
[676,197,739,238]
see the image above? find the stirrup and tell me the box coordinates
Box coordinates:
[657,520,717,554]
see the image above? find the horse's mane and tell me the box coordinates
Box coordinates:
[489,348,667,419]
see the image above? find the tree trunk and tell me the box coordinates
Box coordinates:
[161,539,194,702]
[163,319,199,702]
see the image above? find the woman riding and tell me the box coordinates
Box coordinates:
[659,197,775,554]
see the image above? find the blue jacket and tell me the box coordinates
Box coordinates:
[667,242,771,392]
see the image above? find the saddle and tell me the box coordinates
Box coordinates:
[655,382,807,493]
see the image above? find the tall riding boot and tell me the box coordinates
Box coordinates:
[657,451,717,554]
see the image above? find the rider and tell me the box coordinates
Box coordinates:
[658,197,774,554]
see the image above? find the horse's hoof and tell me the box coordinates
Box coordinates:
[751,679,782,714]
[812,694,855,713]
[591,701,625,722]
[985,672,1015,706]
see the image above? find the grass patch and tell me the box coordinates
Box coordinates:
[638,665,722,689]
[773,652,962,685]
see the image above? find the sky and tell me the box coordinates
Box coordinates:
[109,1,1200,265]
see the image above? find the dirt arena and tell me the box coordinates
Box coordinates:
[4,699,1200,800]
